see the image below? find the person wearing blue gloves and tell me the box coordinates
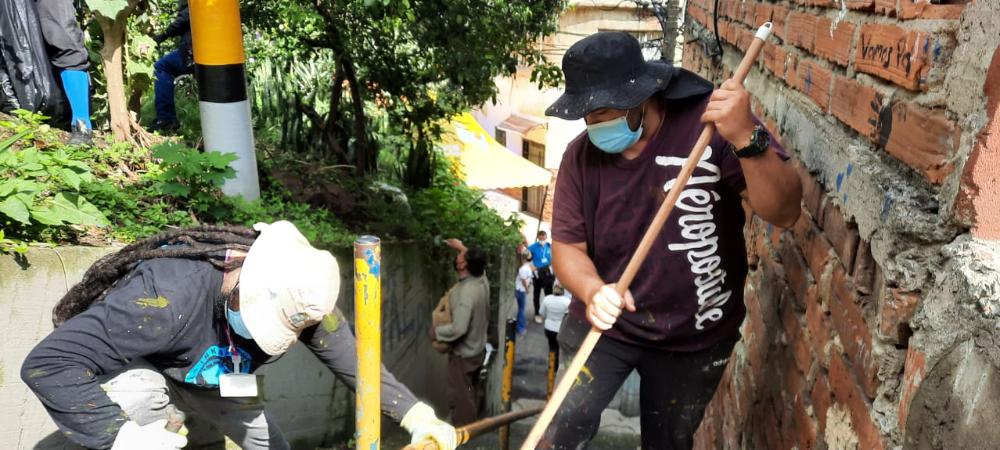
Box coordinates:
[36,0,92,145]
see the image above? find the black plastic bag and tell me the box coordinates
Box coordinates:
[0,0,66,117]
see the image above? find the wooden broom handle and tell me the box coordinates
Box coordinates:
[520,23,773,450]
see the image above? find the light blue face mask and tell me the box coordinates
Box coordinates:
[586,107,645,154]
[227,307,253,339]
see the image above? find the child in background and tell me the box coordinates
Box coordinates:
[540,283,572,370]
[514,251,533,335]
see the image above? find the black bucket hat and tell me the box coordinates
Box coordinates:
[545,32,713,120]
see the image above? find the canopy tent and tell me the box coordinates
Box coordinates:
[438,113,552,190]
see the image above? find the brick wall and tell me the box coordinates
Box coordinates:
[682,0,1000,448]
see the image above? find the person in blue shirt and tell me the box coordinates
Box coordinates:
[527,230,554,323]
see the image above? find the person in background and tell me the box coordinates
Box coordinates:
[435,238,490,426]
[150,0,193,132]
[540,282,572,373]
[527,230,554,323]
[35,0,92,144]
[514,251,533,335]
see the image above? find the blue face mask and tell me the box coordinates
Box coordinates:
[586,108,645,154]
[227,308,253,339]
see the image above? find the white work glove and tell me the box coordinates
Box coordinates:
[586,283,636,330]
[401,402,457,450]
[111,419,188,450]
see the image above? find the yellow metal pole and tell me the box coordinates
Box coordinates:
[354,235,382,450]
[499,319,516,450]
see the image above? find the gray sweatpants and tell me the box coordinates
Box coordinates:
[100,360,290,450]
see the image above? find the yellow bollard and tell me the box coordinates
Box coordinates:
[355,236,382,450]
[499,319,517,450]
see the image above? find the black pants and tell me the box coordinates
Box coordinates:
[532,270,554,315]
[540,317,739,450]
[545,329,560,369]
[35,0,89,70]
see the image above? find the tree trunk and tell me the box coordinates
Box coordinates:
[340,56,373,174]
[96,17,131,142]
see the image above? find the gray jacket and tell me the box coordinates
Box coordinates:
[435,275,489,358]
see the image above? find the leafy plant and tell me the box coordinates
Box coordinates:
[0,142,109,229]
[148,142,238,219]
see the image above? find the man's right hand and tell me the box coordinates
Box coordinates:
[586,284,636,330]
[112,420,188,450]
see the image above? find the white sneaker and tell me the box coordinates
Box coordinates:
[534,315,543,324]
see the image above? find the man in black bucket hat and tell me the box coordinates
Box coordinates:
[544,32,802,449]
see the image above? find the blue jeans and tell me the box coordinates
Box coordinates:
[514,290,527,334]
[154,50,194,123]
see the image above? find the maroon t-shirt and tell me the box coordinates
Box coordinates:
[552,95,787,351]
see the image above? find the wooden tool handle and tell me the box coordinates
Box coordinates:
[520,23,773,450]
[401,407,544,450]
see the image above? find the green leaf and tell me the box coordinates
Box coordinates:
[159,182,191,197]
[86,0,129,19]
[0,196,30,224]
[29,206,64,226]
[48,193,110,227]
[0,129,31,152]
[61,168,82,190]
[126,60,154,77]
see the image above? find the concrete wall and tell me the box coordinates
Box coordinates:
[0,243,516,449]
[682,0,1000,448]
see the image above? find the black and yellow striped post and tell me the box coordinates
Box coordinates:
[188,0,260,200]
[499,319,516,450]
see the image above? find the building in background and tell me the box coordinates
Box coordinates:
[474,0,683,242]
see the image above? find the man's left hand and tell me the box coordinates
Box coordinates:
[701,79,756,149]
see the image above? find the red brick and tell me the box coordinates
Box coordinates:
[830,267,878,399]
[884,101,960,184]
[878,288,921,344]
[855,23,935,91]
[741,1,757,26]
[779,233,812,303]
[804,286,831,365]
[899,0,965,19]
[737,26,755,51]
[754,3,772,27]
[822,202,860,273]
[793,395,819,450]
[795,59,832,111]
[811,371,832,434]
[853,239,877,295]
[792,213,834,282]
[786,12,816,51]
[689,5,709,27]
[815,18,856,66]
[761,41,787,77]
[770,5,788,41]
[829,353,887,450]
[786,52,800,88]
[898,347,927,433]
[830,76,885,141]
[874,0,896,15]
[793,160,825,220]
[846,0,874,10]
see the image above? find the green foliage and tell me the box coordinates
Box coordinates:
[0,112,109,234]
[86,0,129,19]
[148,143,237,219]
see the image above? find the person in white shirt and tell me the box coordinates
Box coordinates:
[540,283,572,370]
[515,252,534,335]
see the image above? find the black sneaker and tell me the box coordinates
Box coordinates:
[67,119,93,146]
[150,119,180,133]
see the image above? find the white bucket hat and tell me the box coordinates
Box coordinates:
[239,221,340,355]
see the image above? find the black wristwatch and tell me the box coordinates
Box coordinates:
[734,125,770,158]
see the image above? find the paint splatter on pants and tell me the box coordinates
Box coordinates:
[540,327,740,450]
[447,352,484,427]
[99,359,290,450]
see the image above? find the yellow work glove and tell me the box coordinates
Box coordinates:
[401,402,457,450]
